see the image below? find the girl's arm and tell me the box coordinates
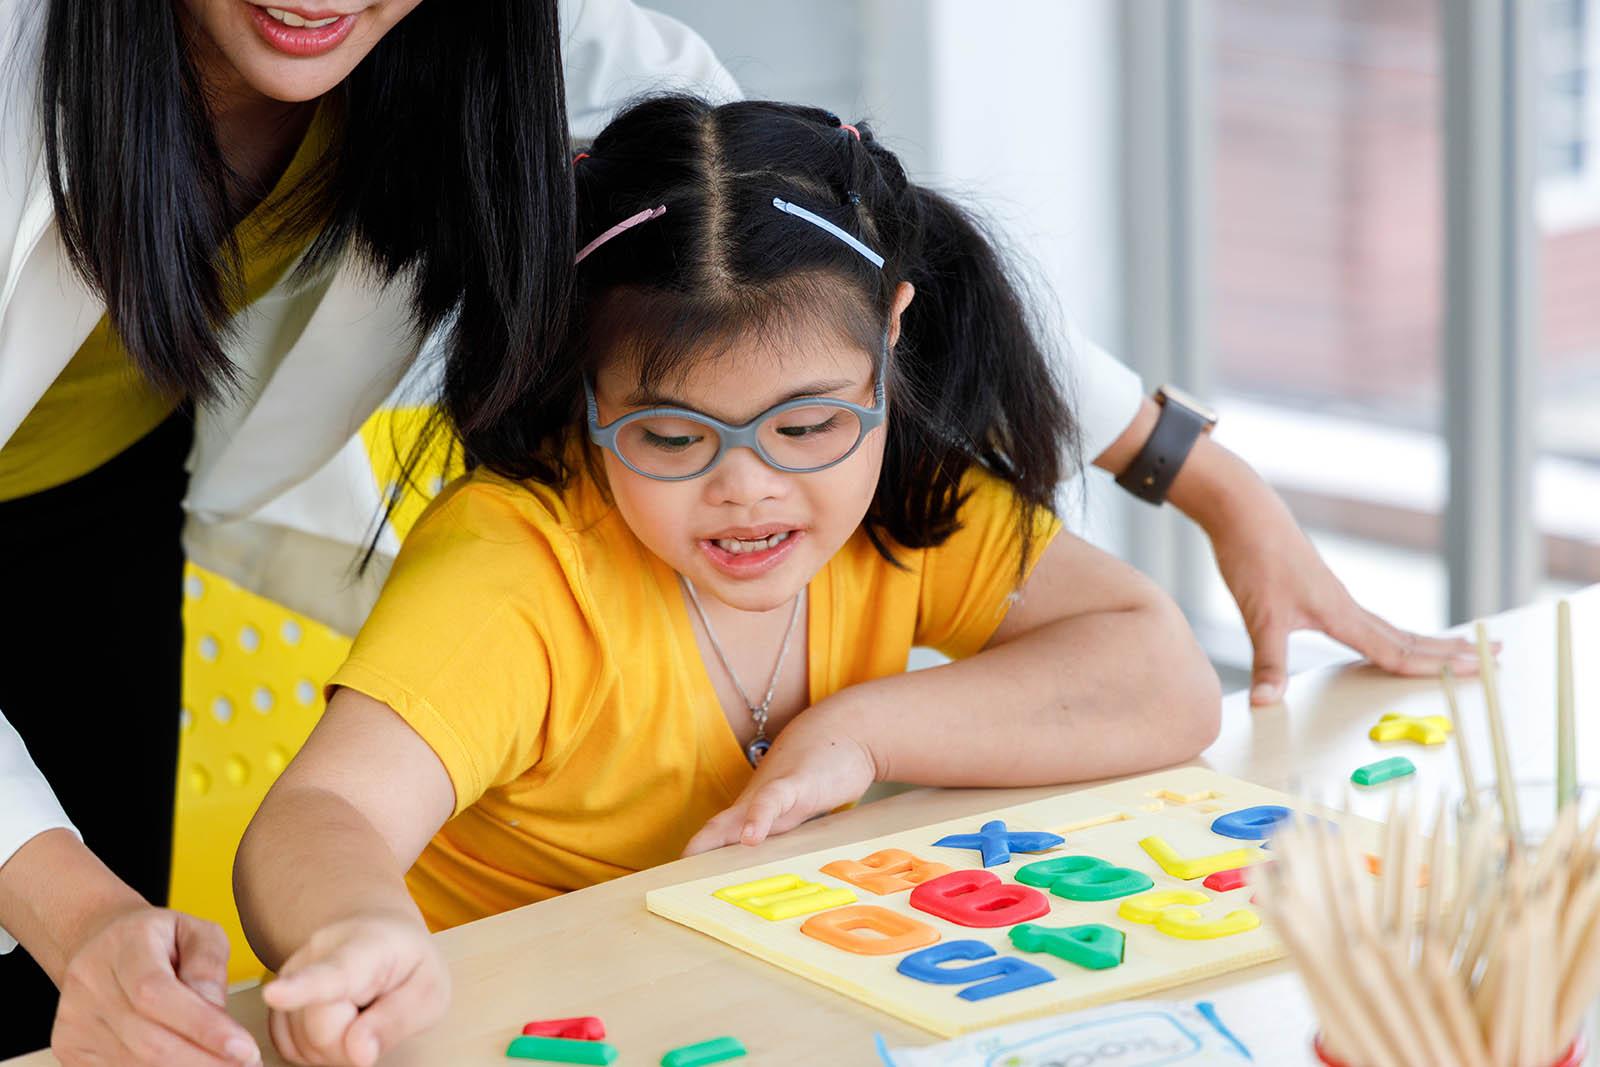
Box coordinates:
[685,532,1222,854]
[233,688,457,1067]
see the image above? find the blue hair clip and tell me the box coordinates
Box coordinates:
[771,197,884,268]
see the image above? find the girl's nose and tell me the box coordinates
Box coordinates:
[701,445,788,507]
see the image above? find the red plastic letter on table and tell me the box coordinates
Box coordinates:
[909,869,1049,928]
[522,1017,606,1041]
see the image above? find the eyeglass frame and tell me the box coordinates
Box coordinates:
[584,339,889,482]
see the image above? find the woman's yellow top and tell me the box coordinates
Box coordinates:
[0,108,330,500]
[328,461,1060,932]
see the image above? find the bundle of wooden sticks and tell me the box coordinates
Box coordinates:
[1254,603,1597,1067]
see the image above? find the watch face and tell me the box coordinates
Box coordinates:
[1157,385,1218,427]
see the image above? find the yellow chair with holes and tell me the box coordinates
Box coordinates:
[168,408,458,982]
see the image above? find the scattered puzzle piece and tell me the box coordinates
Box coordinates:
[1138,836,1266,880]
[1351,756,1416,786]
[1367,712,1452,746]
[660,1036,747,1067]
[896,940,1056,1001]
[1203,865,1265,893]
[1009,923,1125,970]
[909,870,1050,927]
[507,1035,619,1064]
[522,1018,605,1041]
[712,875,855,921]
[820,849,952,894]
[801,905,940,955]
[931,820,1064,867]
[1014,854,1153,901]
[1209,805,1291,841]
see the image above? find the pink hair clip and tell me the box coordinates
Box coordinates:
[574,204,667,265]
[840,124,861,141]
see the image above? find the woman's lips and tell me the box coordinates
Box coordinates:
[246,4,359,58]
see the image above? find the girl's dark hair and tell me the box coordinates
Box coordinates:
[37,0,574,457]
[487,94,1078,571]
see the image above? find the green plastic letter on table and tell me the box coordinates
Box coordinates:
[506,1034,620,1063]
[1351,756,1416,787]
[660,1035,748,1066]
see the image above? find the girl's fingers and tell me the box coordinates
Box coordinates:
[682,807,746,856]
[741,778,801,844]
[268,1010,309,1066]
[264,960,355,1013]
[299,1000,360,1062]
[344,962,447,1067]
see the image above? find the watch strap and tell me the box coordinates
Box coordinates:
[1114,396,1210,505]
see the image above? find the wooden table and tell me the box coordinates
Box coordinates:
[9,587,1598,1065]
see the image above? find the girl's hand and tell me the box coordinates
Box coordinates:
[1207,483,1488,706]
[261,913,448,1067]
[683,708,878,856]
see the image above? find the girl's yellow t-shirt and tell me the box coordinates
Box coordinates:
[328,460,1060,932]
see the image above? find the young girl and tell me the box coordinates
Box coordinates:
[234,95,1222,1067]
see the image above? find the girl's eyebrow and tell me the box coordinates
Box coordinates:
[624,377,860,410]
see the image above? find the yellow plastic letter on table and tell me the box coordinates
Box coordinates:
[1138,835,1266,880]
[712,874,856,921]
[1367,712,1453,746]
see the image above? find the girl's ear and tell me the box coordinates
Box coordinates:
[886,282,916,348]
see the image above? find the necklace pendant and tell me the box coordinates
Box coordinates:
[745,736,771,767]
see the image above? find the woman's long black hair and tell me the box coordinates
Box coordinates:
[37,1,574,459]
[485,94,1078,570]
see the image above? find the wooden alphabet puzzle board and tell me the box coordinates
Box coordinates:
[646,767,1387,1037]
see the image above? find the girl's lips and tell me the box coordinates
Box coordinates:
[246,4,359,57]
[698,530,804,579]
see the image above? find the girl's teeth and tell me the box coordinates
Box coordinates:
[714,531,791,555]
[265,8,342,28]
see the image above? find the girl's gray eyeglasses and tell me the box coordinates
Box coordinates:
[585,345,887,481]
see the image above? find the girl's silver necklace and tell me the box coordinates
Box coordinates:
[679,574,805,767]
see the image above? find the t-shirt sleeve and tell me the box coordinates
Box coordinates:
[1064,320,1145,463]
[328,482,580,817]
[913,471,1063,660]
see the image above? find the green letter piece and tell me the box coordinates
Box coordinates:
[661,1035,748,1066]
[1010,923,1125,970]
[1351,756,1416,787]
[507,1035,619,1064]
[1015,854,1154,901]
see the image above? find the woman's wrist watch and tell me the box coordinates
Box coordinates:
[1114,385,1218,506]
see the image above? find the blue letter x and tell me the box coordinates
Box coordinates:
[932,820,1064,867]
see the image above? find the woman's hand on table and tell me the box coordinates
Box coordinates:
[261,912,449,1067]
[683,705,878,857]
[49,903,261,1067]
[1204,480,1489,706]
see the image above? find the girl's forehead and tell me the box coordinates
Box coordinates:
[597,327,877,404]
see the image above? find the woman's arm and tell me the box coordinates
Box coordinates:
[0,830,260,1067]
[685,532,1220,853]
[1097,396,1484,705]
[233,689,456,1067]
